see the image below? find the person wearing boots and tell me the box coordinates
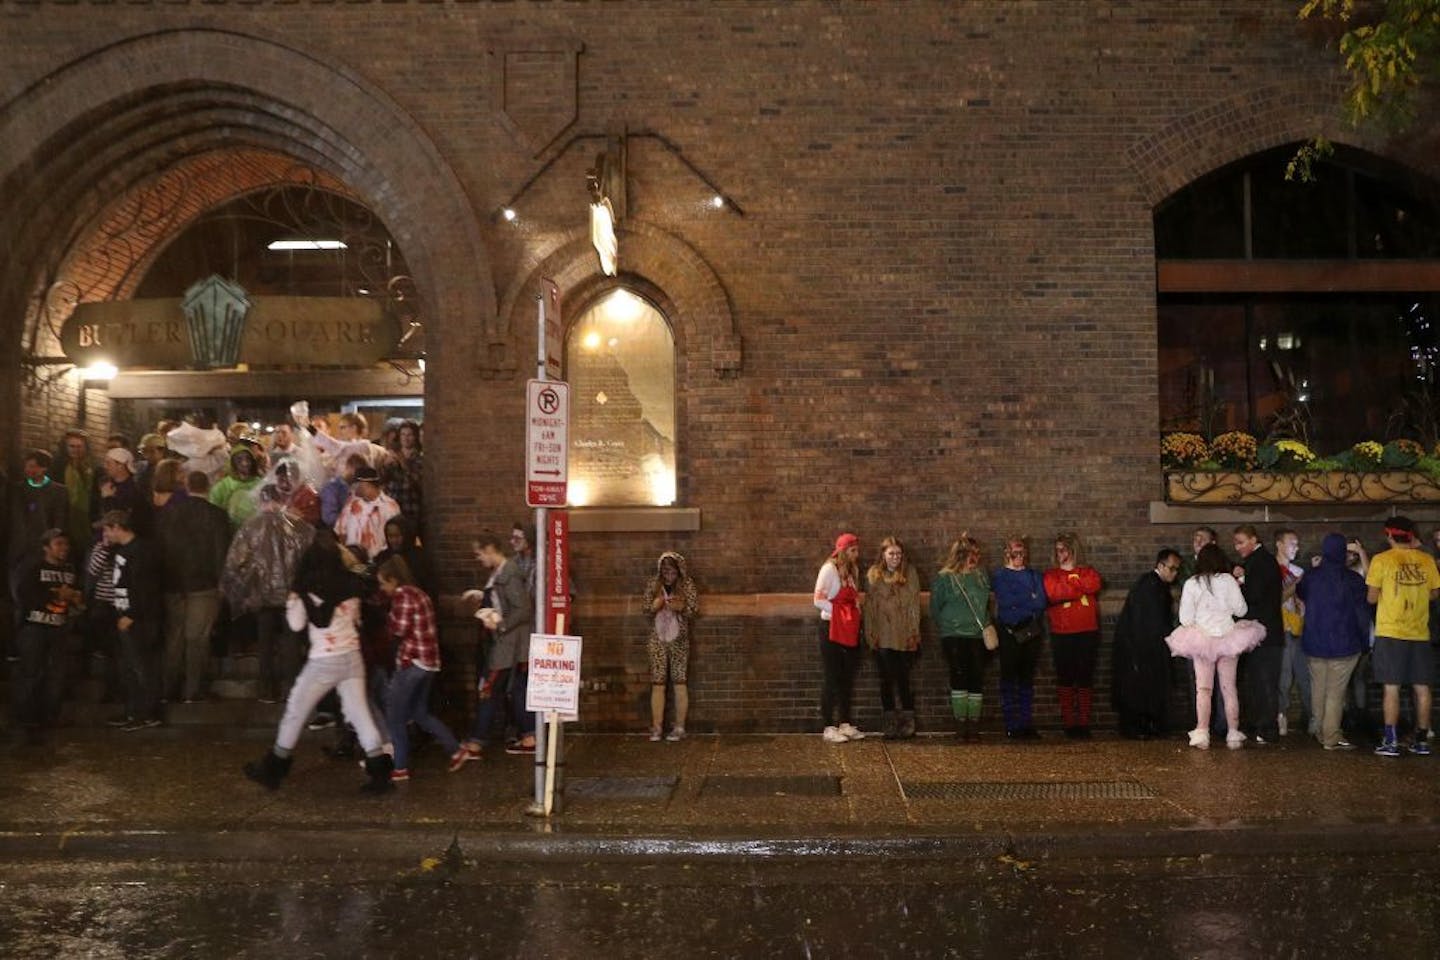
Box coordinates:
[244,528,393,793]
[1044,532,1104,738]
[642,550,700,742]
[862,537,921,740]
[991,537,1050,740]
[931,534,994,742]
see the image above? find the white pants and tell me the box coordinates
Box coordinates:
[274,650,383,755]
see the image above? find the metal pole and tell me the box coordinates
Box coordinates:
[532,292,549,811]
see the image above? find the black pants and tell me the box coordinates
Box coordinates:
[119,618,162,722]
[256,605,303,702]
[997,622,1042,685]
[818,622,861,725]
[873,648,916,711]
[12,624,64,729]
[1241,643,1284,739]
[941,635,987,691]
[1052,631,1100,687]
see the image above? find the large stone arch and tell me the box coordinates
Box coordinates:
[1125,78,1383,207]
[493,220,741,379]
[0,28,495,462]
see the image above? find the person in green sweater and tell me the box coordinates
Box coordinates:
[930,534,994,742]
[209,445,263,530]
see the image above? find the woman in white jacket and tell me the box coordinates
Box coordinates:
[244,529,393,792]
[1166,543,1267,750]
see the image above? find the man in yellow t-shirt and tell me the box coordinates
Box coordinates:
[1365,516,1440,757]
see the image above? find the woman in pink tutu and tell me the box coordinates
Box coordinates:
[1166,543,1267,750]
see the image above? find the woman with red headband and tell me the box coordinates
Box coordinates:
[1044,533,1104,738]
[814,532,865,743]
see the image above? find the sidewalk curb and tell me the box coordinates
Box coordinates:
[1,819,1436,865]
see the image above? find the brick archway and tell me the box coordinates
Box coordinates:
[493,220,741,379]
[0,27,494,454]
[1125,79,1371,207]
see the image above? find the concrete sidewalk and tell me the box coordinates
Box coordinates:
[1,728,1436,863]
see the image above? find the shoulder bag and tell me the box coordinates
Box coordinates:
[955,573,999,651]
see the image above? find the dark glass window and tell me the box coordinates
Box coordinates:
[1156,145,1440,447]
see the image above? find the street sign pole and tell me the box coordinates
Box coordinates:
[526,280,567,816]
[532,289,549,814]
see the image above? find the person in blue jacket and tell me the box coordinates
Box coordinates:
[1296,532,1370,751]
[991,536,1049,739]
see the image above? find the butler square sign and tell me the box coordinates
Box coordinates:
[61,276,399,369]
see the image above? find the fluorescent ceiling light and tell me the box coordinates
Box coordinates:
[267,239,348,251]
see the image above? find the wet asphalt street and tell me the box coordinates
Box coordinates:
[1,730,1439,957]
[2,846,1436,958]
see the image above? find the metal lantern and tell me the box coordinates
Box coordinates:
[181,274,251,369]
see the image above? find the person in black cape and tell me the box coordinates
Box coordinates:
[1111,549,1183,739]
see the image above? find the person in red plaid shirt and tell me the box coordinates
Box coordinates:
[378,554,468,781]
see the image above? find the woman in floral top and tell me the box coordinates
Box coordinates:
[862,536,921,739]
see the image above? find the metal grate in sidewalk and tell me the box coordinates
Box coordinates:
[700,775,841,798]
[566,776,678,800]
[901,780,1156,801]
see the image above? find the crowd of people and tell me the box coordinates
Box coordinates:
[1,409,544,791]
[812,520,1440,757]
[12,413,1440,782]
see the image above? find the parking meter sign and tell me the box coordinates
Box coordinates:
[526,379,569,507]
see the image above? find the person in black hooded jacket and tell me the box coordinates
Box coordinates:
[1297,532,1369,750]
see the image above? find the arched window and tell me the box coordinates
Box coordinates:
[1156,144,1440,449]
[564,287,676,507]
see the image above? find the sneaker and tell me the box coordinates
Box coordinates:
[106,715,134,728]
[665,727,686,742]
[1324,740,1356,751]
[119,718,150,732]
[837,723,865,741]
[1374,739,1401,758]
[1252,734,1269,745]
[822,725,847,744]
[1188,729,1210,750]
[306,714,336,732]
[461,741,483,761]
[390,768,411,782]
[1226,730,1246,750]
[1277,712,1288,737]
[1409,739,1431,757]
[138,718,163,729]
[505,737,536,755]
[648,728,663,742]
[447,748,471,773]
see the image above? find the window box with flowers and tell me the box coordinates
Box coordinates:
[1162,434,1440,504]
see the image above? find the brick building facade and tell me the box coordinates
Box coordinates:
[1,1,1428,733]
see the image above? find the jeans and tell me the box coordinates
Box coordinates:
[1278,632,1313,728]
[510,666,536,737]
[386,665,460,770]
[163,590,220,702]
[256,605,303,702]
[119,618,162,722]
[467,666,513,744]
[873,648,916,711]
[12,624,64,729]
[275,650,383,755]
[1241,644,1284,739]
[1309,654,1360,748]
[818,622,861,726]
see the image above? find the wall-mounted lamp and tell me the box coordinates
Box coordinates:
[493,127,746,227]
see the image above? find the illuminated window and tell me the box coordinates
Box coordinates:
[564,288,676,506]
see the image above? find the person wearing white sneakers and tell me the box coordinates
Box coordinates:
[814,533,865,743]
[1166,543,1267,750]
